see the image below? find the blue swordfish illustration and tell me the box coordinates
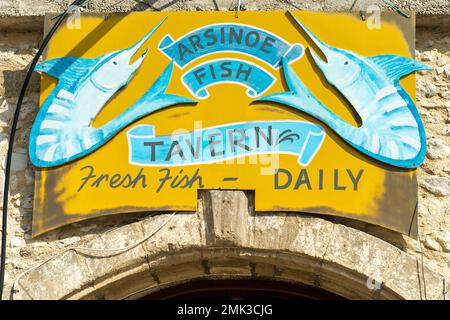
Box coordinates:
[29,17,195,168]
[259,15,432,169]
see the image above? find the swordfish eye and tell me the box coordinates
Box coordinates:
[91,57,135,91]
[324,58,360,87]
[337,61,360,86]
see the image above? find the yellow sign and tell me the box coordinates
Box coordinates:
[32,11,423,237]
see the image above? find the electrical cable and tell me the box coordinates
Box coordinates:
[417,233,428,300]
[235,0,242,18]
[11,211,176,300]
[0,0,88,300]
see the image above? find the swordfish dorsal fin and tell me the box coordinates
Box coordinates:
[368,54,432,82]
[34,56,100,89]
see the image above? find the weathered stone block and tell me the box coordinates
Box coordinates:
[141,211,204,258]
[16,250,93,300]
[203,190,252,247]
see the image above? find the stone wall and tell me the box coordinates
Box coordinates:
[0,0,449,299]
[11,191,448,300]
[1,0,450,16]
[414,24,450,286]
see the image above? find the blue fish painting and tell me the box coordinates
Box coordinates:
[259,15,432,169]
[30,17,195,168]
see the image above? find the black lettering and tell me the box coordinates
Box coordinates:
[188,34,204,51]
[129,168,147,188]
[189,168,204,189]
[177,175,191,189]
[193,67,206,85]
[170,169,185,188]
[220,62,232,77]
[347,169,364,190]
[294,169,312,190]
[204,28,217,46]
[78,165,96,192]
[255,126,272,148]
[229,27,243,44]
[209,64,216,79]
[260,36,275,53]
[178,43,193,61]
[245,31,260,47]
[109,174,122,188]
[185,136,201,159]
[236,63,252,81]
[78,167,147,191]
[228,129,251,152]
[165,141,186,161]
[120,174,132,187]
[208,132,224,157]
[157,168,172,192]
[318,169,323,190]
[92,174,109,188]
[275,168,292,189]
[220,27,225,44]
[143,141,163,162]
[334,169,346,190]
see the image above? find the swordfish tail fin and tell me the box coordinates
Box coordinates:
[101,61,197,138]
[258,59,353,135]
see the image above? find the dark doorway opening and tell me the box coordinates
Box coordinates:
[139,278,345,300]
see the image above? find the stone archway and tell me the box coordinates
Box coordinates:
[137,278,346,299]
[15,191,447,300]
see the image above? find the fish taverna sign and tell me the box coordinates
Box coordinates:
[31,11,429,237]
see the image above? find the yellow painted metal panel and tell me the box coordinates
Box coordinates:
[32,11,419,237]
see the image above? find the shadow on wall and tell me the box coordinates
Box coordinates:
[93,0,186,11]
[246,191,410,252]
[131,0,184,11]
